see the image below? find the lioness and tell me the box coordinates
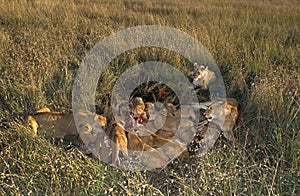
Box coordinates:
[203,98,239,146]
[195,122,221,156]
[104,122,169,168]
[27,108,107,139]
[192,63,216,89]
[112,98,149,130]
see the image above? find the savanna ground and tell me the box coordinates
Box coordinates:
[0,0,299,195]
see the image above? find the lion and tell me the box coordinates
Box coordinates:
[108,121,171,167]
[190,98,239,156]
[110,121,187,168]
[130,97,145,116]
[192,63,216,89]
[78,123,95,145]
[126,131,170,169]
[109,122,128,166]
[129,128,189,163]
[140,130,189,158]
[89,128,112,163]
[111,98,149,130]
[145,102,197,143]
[145,102,178,131]
[132,119,190,159]
[134,125,174,147]
[193,121,221,156]
[103,122,169,168]
[76,109,107,128]
[27,108,107,139]
[162,102,198,120]
[203,98,239,146]
[75,121,113,163]
[77,123,98,154]
[129,97,149,124]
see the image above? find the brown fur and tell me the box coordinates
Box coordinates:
[77,121,112,163]
[192,63,216,89]
[110,122,128,166]
[111,122,182,168]
[77,123,98,154]
[196,122,221,156]
[127,132,155,151]
[27,108,107,139]
[146,102,196,137]
[89,129,111,163]
[130,97,145,117]
[134,125,189,158]
[163,102,178,116]
[129,97,149,123]
[139,130,174,147]
[127,132,169,169]
[203,98,239,146]
[78,123,95,144]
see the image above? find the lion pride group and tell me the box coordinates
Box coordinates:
[27,64,239,168]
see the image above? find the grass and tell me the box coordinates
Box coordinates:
[0,0,299,195]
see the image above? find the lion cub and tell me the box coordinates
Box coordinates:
[77,123,97,154]
[109,122,128,166]
[192,63,216,89]
[145,102,197,144]
[127,132,170,169]
[129,97,149,124]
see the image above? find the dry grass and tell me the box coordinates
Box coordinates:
[0,0,299,195]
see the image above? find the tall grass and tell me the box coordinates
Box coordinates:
[0,0,299,195]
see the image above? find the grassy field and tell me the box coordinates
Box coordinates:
[0,0,299,195]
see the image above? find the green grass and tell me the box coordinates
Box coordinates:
[0,0,299,195]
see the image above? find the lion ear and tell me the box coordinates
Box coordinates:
[225,102,233,110]
[129,103,133,109]
[226,99,239,108]
[111,123,116,128]
[79,123,90,131]
[84,124,91,131]
[118,121,126,129]
[93,114,100,122]
[225,102,238,114]
[35,107,51,114]
[100,115,107,126]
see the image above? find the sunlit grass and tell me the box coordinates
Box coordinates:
[0,0,299,195]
